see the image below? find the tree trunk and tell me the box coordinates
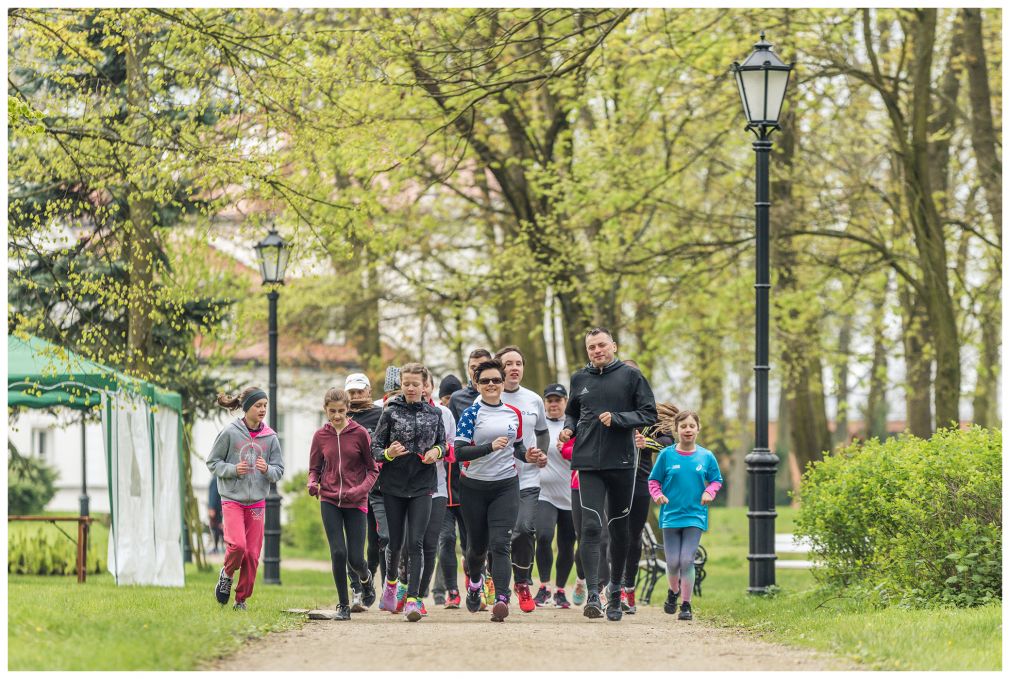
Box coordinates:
[863,288,890,441]
[833,313,852,445]
[726,358,751,508]
[340,242,383,373]
[899,284,933,437]
[972,311,1000,428]
[124,27,156,375]
[771,97,832,472]
[902,9,961,428]
[961,8,1002,231]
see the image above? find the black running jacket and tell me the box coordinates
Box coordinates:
[564,359,657,471]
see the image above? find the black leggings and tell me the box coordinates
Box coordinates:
[622,491,651,588]
[577,468,635,594]
[366,489,389,582]
[511,487,540,585]
[535,500,576,588]
[572,487,609,588]
[397,496,447,598]
[460,475,519,599]
[320,501,369,606]
[435,504,468,594]
[383,493,431,598]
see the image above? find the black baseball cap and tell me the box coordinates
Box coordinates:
[543,383,568,398]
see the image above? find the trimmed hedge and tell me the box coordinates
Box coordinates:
[8,522,105,575]
[281,471,327,557]
[795,426,1001,608]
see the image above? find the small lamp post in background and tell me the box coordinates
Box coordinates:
[731,32,792,594]
[254,228,290,585]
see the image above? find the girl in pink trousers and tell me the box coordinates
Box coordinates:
[207,386,285,610]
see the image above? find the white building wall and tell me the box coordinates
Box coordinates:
[9,365,342,523]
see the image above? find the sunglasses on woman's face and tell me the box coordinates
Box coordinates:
[478,377,504,385]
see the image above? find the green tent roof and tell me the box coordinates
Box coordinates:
[8,334,182,412]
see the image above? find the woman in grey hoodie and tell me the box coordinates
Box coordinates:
[207,386,284,610]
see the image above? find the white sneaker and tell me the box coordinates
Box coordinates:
[350,589,366,613]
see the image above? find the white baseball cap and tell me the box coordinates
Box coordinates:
[344,373,370,390]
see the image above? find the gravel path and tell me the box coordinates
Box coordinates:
[205,582,854,671]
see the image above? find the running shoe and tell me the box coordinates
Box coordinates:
[533,585,551,607]
[403,598,422,622]
[445,589,461,609]
[395,581,408,613]
[233,601,247,611]
[678,601,693,621]
[334,604,351,621]
[433,592,446,606]
[350,589,366,613]
[515,583,536,613]
[490,594,510,622]
[583,592,603,619]
[663,589,679,615]
[621,587,637,614]
[485,577,496,607]
[379,581,398,612]
[553,589,571,609]
[465,577,484,613]
[360,573,376,608]
[419,600,429,616]
[606,587,623,621]
[573,580,587,606]
[214,567,233,605]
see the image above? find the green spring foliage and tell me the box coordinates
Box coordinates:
[794,426,1001,608]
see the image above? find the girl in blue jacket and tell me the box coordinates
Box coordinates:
[648,410,722,621]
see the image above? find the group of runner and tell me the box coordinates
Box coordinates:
[206,327,723,623]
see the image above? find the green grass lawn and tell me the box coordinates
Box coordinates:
[694,507,1002,671]
[8,566,334,670]
[8,506,1002,670]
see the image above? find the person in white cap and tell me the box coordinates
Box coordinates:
[344,371,385,610]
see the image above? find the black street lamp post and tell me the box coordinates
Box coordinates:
[731,33,792,594]
[254,228,290,585]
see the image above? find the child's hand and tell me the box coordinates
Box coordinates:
[255,456,268,473]
[387,441,407,458]
[421,448,441,464]
[634,431,646,449]
[701,491,714,505]
[655,494,669,505]
[235,460,251,475]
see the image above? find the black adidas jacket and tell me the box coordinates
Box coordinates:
[564,359,657,471]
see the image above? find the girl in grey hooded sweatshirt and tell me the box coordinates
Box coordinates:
[207,386,284,609]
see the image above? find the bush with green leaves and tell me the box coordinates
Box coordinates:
[8,452,58,515]
[281,471,327,557]
[8,524,104,575]
[795,426,1001,608]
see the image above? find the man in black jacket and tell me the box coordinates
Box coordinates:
[558,328,656,621]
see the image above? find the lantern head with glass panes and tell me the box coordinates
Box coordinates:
[731,32,793,137]
[254,229,289,285]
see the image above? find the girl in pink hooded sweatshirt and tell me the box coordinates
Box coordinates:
[307,388,379,620]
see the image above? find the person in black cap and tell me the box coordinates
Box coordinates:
[438,374,462,407]
[532,383,578,609]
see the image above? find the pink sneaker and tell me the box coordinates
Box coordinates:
[379,581,398,612]
[403,598,422,622]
